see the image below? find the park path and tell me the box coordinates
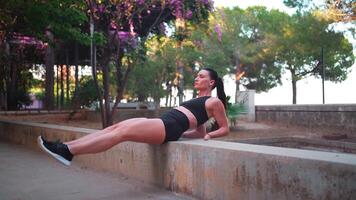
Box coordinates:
[0,141,192,200]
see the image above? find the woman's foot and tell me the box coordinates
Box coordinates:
[37,136,73,166]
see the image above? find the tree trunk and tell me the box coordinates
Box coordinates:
[44,29,55,110]
[0,92,5,110]
[92,62,106,128]
[56,65,59,108]
[67,42,80,120]
[290,68,297,104]
[93,45,107,128]
[102,63,111,126]
[73,42,79,108]
[153,66,166,111]
[177,60,184,104]
[66,49,70,106]
[234,57,241,104]
[175,19,185,105]
[165,81,170,107]
[89,14,106,128]
[7,62,18,110]
[60,64,64,109]
[1,41,10,110]
[169,92,172,107]
[89,17,106,127]
[110,52,132,126]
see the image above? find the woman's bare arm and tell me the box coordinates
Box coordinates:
[204,98,229,140]
[182,125,206,138]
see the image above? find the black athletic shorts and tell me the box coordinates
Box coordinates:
[160,109,189,143]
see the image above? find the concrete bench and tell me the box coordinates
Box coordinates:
[1,120,355,200]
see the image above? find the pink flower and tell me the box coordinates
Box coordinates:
[201,0,210,5]
[185,10,193,19]
[98,5,105,13]
[214,24,222,42]
[137,0,145,5]
[110,22,117,30]
[118,31,130,41]
[169,0,183,18]
[116,31,138,49]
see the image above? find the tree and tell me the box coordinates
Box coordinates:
[4,45,41,110]
[0,33,44,110]
[0,0,90,110]
[86,0,213,127]
[275,12,354,104]
[26,1,89,110]
[284,0,356,22]
[126,37,169,105]
[0,1,44,110]
[194,6,286,102]
[325,0,356,22]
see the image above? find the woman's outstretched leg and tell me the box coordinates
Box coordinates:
[65,118,147,146]
[38,118,166,165]
[66,118,165,155]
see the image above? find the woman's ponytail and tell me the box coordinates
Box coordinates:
[216,77,227,109]
[202,68,227,109]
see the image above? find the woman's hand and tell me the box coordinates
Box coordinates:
[204,133,211,141]
[182,125,206,138]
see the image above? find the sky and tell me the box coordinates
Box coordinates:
[213,0,356,105]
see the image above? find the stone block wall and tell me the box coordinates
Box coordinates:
[255,104,356,135]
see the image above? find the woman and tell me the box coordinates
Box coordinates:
[38,68,229,166]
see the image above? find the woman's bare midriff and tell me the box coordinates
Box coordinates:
[174,106,197,129]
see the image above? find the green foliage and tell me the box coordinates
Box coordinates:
[127,61,164,101]
[283,0,314,12]
[226,102,247,120]
[132,4,353,105]
[11,69,36,109]
[29,0,89,44]
[126,37,176,101]
[0,0,92,110]
[193,6,286,92]
[0,0,90,44]
[15,88,32,108]
[1,0,354,110]
[284,0,356,22]
[76,76,100,107]
[276,12,354,82]
[34,91,45,101]
[266,7,354,103]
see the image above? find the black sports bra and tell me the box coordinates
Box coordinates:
[180,96,210,126]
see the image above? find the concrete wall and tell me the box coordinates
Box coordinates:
[1,120,356,200]
[256,104,356,135]
[0,110,75,115]
[236,90,255,122]
[0,109,169,124]
[85,109,170,122]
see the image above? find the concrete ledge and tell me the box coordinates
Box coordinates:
[0,110,75,115]
[255,104,356,135]
[1,120,356,200]
[231,136,356,154]
[85,109,169,122]
[256,104,356,112]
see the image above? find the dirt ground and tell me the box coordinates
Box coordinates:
[1,112,353,142]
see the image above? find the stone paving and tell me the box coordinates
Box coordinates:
[0,142,193,200]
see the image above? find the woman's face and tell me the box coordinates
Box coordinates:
[194,70,215,90]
